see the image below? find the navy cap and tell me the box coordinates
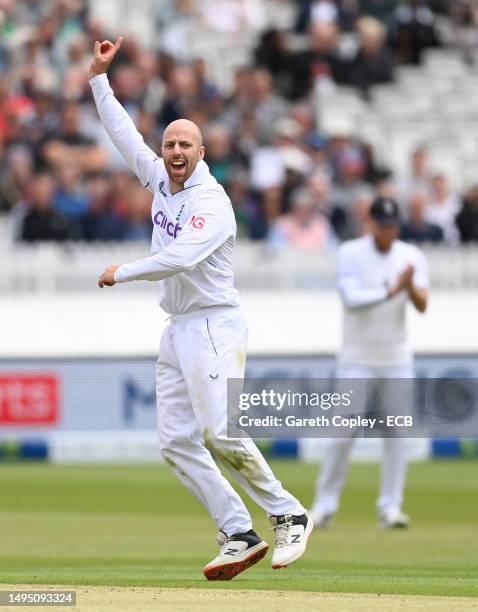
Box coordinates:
[370,197,401,226]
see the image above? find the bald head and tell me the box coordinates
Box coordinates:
[161,119,205,193]
[163,119,203,147]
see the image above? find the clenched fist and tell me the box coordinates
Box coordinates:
[89,36,123,79]
[98,265,120,288]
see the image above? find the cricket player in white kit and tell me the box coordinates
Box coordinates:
[309,197,429,529]
[90,38,312,580]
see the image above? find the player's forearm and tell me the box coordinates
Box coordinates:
[408,286,428,313]
[114,230,228,283]
[114,240,214,282]
[114,254,189,283]
[89,74,145,176]
[339,285,388,309]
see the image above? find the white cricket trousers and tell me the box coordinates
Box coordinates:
[312,362,413,515]
[156,305,304,535]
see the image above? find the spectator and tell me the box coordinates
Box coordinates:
[234,109,261,162]
[53,161,89,218]
[81,172,127,242]
[61,33,91,100]
[305,132,333,177]
[332,185,375,240]
[288,21,348,100]
[157,65,201,127]
[361,141,392,185]
[331,144,371,217]
[0,74,34,144]
[396,146,431,209]
[291,101,316,138]
[37,100,104,172]
[227,169,256,238]
[424,174,460,243]
[268,187,333,250]
[351,187,375,236]
[254,29,292,98]
[389,0,440,65]
[20,172,71,242]
[249,147,285,194]
[345,16,395,94]
[251,185,284,240]
[250,69,289,144]
[0,146,33,212]
[110,64,144,116]
[28,89,58,143]
[193,58,222,115]
[121,183,153,241]
[204,123,241,192]
[456,184,478,242]
[274,118,313,209]
[401,190,444,242]
[307,170,335,217]
[220,66,254,135]
[136,49,166,116]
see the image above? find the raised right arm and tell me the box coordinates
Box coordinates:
[89,38,161,191]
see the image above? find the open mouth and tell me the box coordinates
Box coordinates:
[171,160,186,172]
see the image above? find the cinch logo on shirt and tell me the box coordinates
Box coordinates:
[153,210,183,238]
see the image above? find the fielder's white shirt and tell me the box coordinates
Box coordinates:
[337,235,429,366]
[90,74,240,315]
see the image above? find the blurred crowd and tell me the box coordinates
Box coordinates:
[1,0,478,248]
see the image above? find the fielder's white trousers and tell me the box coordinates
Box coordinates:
[156,305,304,535]
[312,362,414,515]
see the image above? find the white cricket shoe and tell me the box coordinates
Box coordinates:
[308,508,335,529]
[203,529,269,580]
[379,509,411,529]
[269,513,314,569]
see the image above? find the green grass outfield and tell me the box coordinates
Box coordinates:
[0,460,477,598]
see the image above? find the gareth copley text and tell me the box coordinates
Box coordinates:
[237,414,414,429]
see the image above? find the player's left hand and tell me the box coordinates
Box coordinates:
[98,265,120,288]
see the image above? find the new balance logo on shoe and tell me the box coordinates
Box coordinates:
[203,529,269,581]
[269,514,314,569]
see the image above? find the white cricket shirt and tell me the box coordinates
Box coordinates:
[90,74,240,315]
[337,235,429,366]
